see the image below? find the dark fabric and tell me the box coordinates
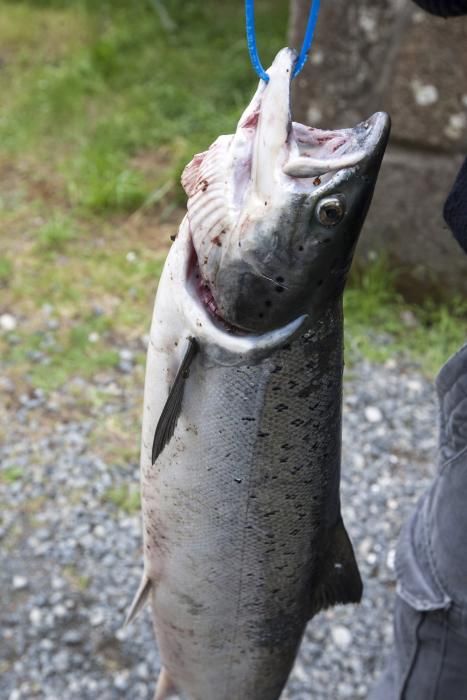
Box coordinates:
[444,158,467,255]
[369,597,467,700]
[411,0,467,16]
[369,344,467,699]
[394,344,467,613]
[411,2,467,251]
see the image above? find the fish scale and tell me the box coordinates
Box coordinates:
[128,48,390,700]
[140,302,346,700]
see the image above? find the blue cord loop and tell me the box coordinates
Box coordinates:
[245,0,321,83]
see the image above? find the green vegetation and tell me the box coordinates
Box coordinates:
[345,258,467,375]
[0,0,465,405]
[0,0,287,210]
[0,256,13,285]
[34,214,77,253]
[105,485,140,514]
[1,466,24,483]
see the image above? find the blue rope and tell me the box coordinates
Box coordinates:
[245,0,321,83]
[245,0,269,82]
[293,0,321,77]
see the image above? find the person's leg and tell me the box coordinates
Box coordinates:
[370,599,467,700]
[369,343,467,700]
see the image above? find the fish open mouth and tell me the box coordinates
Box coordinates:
[284,116,385,181]
[181,47,390,334]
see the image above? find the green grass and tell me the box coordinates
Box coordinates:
[345,258,467,375]
[105,484,140,514]
[1,466,24,484]
[34,214,77,253]
[0,0,288,212]
[0,256,13,285]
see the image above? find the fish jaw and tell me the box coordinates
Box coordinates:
[165,218,308,368]
[181,49,390,335]
[249,47,295,205]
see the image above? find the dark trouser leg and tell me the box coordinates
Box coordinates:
[369,598,467,700]
[369,344,467,700]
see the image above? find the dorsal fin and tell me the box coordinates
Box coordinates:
[151,337,199,465]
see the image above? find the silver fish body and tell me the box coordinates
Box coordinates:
[130,48,390,700]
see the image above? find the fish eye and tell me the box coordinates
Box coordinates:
[316,195,346,227]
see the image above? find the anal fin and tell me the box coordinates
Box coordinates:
[309,517,363,617]
[152,337,199,464]
[124,573,152,626]
[154,667,180,700]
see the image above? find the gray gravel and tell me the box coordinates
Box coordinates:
[0,351,438,699]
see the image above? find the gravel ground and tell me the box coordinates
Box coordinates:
[0,347,438,700]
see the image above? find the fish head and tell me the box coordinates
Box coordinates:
[182,48,390,334]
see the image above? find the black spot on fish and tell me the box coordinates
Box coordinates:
[291,464,304,474]
[271,365,283,374]
[275,286,284,293]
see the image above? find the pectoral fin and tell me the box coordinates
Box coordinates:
[124,574,152,626]
[154,667,180,700]
[152,337,199,464]
[309,517,363,617]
